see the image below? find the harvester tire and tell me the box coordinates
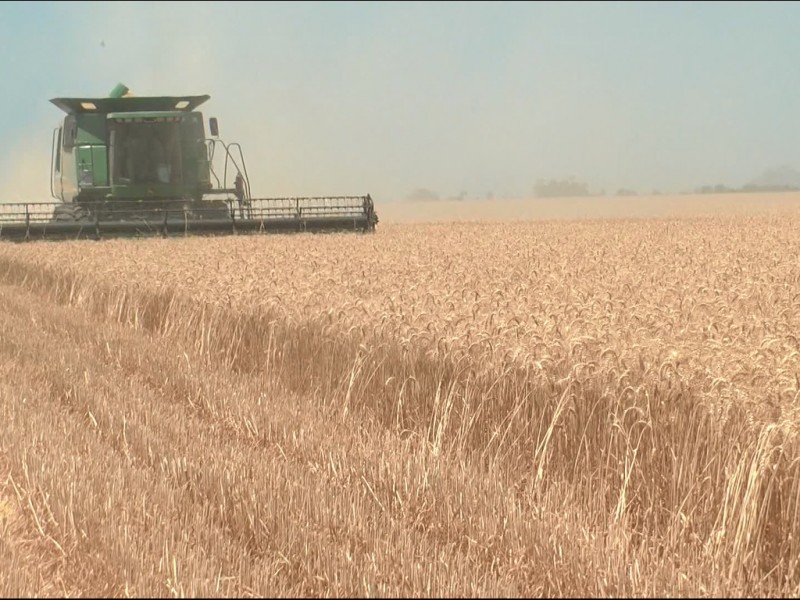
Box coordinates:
[50,204,92,224]
[201,200,232,220]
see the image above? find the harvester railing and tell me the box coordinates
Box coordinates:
[0,202,57,224]
[206,138,252,201]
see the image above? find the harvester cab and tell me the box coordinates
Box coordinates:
[0,83,378,241]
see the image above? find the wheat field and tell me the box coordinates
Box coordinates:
[1,195,800,597]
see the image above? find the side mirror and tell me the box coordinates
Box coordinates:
[209,117,219,138]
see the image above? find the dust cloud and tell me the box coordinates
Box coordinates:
[0,126,54,204]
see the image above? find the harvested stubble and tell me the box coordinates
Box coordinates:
[1,214,800,597]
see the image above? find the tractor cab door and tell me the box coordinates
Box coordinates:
[179,112,211,191]
[51,126,63,201]
[108,115,184,186]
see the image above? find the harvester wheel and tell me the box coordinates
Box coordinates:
[198,200,231,220]
[50,204,92,223]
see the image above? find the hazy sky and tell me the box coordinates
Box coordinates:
[2,0,800,202]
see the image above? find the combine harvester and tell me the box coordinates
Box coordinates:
[0,83,378,241]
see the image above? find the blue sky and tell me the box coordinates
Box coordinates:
[2,0,800,201]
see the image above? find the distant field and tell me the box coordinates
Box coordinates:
[1,193,799,597]
[378,191,800,222]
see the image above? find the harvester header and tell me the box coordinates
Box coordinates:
[0,83,378,241]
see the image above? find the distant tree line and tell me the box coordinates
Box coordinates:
[533,177,590,198]
[695,183,800,194]
[404,178,800,203]
[406,188,440,202]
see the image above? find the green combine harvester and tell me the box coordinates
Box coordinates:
[0,83,378,241]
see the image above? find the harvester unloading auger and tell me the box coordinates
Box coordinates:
[0,83,378,241]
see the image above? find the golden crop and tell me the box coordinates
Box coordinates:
[6,217,800,424]
[1,213,799,596]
